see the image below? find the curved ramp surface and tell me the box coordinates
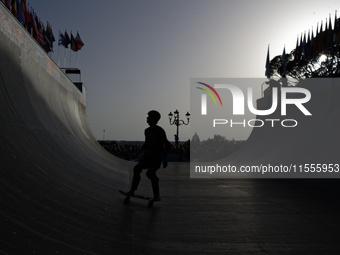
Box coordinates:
[0,4,132,253]
[0,4,129,187]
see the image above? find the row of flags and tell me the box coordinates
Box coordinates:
[1,0,56,53]
[58,30,84,52]
[265,10,340,79]
[1,0,85,55]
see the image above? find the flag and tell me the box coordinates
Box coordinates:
[37,20,45,46]
[64,30,71,48]
[75,32,84,51]
[319,20,327,52]
[294,35,300,63]
[71,32,84,52]
[31,11,39,41]
[46,22,55,43]
[309,27,315,58]
[43,30,52,53]
[301,32,306,60]
[16,0,25,26]
[313,23,321,55]
[23,0,30,27]
[281,46,287,78]
[305,30,311,61]
[334,11,340,44]
[71,33,77,51]
[265,45,270,79]
[43,22,55,52]
[333,10,338,43]
[58,31,66,47]
[11,0,17,17]
[27,7,33,35]
[326,14,333,48]
[5,0,10,10]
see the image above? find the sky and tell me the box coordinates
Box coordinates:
[27,0,340,141]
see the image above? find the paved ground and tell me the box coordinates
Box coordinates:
[2,162,340,254]
[126,167,340,255]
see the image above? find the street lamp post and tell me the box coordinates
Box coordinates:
[168,110,190,149]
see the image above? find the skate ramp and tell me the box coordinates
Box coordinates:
[0,4,129,193]
[0,4,134,252]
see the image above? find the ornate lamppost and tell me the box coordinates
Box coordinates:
[168,110,190,149]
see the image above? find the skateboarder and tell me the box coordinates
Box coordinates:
[124,110,171,201]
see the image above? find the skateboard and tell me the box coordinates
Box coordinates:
[119,190,159,208]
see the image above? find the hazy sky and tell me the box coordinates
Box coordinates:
[27,0,340,141]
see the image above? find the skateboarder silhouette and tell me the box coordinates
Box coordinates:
[124,110,171,201]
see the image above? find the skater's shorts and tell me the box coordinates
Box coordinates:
[138,152,163,170]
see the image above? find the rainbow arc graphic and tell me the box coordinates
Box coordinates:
[196,82,222,115]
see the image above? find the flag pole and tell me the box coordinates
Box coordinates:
[57,30,60,66]
[76,31,78,68]
[76,52,78,68]
[63,47,66,67]
[63,30,66,67]
[70,30,72,67]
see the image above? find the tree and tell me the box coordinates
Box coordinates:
[269,16,340,79]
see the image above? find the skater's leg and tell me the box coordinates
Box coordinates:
[146,168,160,200]
[130,163,143,194]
